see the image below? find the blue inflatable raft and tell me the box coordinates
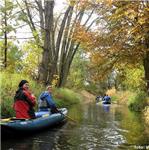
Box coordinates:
[1,108,68,137]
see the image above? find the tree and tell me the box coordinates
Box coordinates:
[74,1,149,93]
[16,0,101,86]
[0,0,21,70]
[20,41,42,78]
[66,49,89,89]
[107,1,149,93]
[0,0,14,68]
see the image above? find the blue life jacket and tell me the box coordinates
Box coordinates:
[38,91,56,111]
[103,96,111,102]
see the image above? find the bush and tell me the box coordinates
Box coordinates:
[54,88,81,107]
[128,91,147,112]
[84,84,100,95]
[111,95,119,102]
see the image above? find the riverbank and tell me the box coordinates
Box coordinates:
[106,88,149,127]
[2,101,149,150]
[0,72,82,118]
[0,72,94,118]
[79,90,95,104]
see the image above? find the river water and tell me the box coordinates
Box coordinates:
[2,103,149,150]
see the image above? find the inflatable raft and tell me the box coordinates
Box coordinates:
[1,108,67,137]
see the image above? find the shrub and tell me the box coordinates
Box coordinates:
[128,91,147,112]
[111,95,119,102]
[54,88,81,107]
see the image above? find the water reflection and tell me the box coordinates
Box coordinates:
[2,104,149,150]
[115,106,149,147]
[102,105,110,112]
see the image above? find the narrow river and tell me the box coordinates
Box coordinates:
[2,103,149,150]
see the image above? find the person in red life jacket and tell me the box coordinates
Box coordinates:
[13,80,36,119]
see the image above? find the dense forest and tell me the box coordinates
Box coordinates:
[0,0,149,115]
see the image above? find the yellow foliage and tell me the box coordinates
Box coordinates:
[144,106,149,127]
[106,88,116,96]
[21,41,42,77]
[51,74,59,87]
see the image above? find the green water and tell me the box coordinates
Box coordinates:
[2,103,149,150]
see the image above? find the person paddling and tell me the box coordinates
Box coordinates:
[38,85,60,114]
[13,80,36,119]
[103,94,111,104]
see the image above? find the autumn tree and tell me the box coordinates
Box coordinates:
[106,1,149,92]
[15,0,101,87]
[75,1,149,93]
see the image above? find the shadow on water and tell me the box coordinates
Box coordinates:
[1,103,149,150]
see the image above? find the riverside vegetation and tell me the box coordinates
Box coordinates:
[0,72,82,118]
[107,88,149,126]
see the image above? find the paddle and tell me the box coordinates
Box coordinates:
[59,111,78,123]
[65,115,78,123]
[1,118,11,122]
[1,117,29,122]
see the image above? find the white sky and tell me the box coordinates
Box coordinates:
[14,0,66,44]
[5,0,103,46]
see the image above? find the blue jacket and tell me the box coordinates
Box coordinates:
[103,96,111,102]
[38,91,56,111]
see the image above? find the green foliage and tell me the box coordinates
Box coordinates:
[111,95,119,102]
[18,12,28,22]
[20,41,42,78]
[0,71,82,118]
[1,0,14,13]
[0,41,23,72]
[84,83,99,95]
[67,50,89,89]
[121,66,146,91]
[0,0,18,34]
[54,88,81,107]
[1,98,15,118]
[7,42,23,72]
[0,72,45,118]
[128,91,148,112]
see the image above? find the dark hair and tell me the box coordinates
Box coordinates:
[18,80,28,88]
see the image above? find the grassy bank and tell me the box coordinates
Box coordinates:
[127,91,148,112]
[107,88,149,126]
[0,72,82,118]
[107,88,148,111]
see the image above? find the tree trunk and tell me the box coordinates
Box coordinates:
[19,1,98,87]
[143,30,149,94]
[38,0,54,84]
[57,10,85,87]
[45,5,72,85]
[143,52,149,95]
[4,0,7,68]
[59,55,72,87]
[35,0,45,40]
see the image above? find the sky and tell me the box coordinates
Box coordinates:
[4,0,102,46]
[14,0,66,44]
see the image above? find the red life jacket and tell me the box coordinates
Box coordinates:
[13,88,36,119]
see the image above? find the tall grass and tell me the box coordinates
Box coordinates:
[54,88,81,107]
